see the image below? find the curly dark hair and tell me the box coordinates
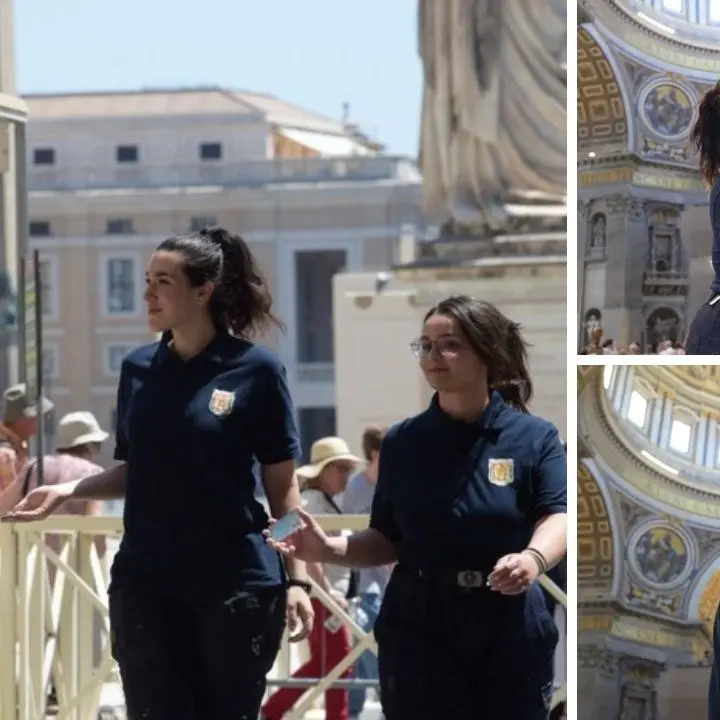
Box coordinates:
[423,295,533,413]
[691,84,720,185]
[155,225,282,337]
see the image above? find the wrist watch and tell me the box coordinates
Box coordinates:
[287,578,312,595]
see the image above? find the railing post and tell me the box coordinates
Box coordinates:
[0,522,18,719]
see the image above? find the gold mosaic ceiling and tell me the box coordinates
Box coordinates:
[577,27,628,150]
[578,463,615,592]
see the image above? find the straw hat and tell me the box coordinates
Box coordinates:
[296,437,362,481]
[55,411,109,450]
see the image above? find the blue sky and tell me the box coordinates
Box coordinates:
[14,0,422,157]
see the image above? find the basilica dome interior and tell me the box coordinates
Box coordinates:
[578,365,720,718]
[578,0,720,352]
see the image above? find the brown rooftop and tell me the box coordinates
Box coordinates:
[22,86,345,133]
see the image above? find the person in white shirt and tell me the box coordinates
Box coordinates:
[261,437,361,720]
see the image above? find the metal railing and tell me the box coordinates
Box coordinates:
[26,156,421,193]
[0,515,566,719]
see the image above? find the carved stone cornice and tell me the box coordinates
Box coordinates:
[606,195,646,220]
[582,0,720,60]
[578,645,620,673]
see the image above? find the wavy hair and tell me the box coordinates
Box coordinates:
[424,295,533,413]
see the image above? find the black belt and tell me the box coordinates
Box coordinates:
[400,565,489,589]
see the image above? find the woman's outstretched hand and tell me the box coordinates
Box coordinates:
[2,484,72,522]
[264,507,332,563]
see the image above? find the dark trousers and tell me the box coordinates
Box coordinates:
[109,585,286,720]
[686,295,720,354]
[375,567,557,720]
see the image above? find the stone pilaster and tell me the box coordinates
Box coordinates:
[578,646,664,720]
[602,195,648,347]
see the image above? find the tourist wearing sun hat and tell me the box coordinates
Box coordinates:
[0,382,54,494]
[295,436,363,482]
[262,436,362,720]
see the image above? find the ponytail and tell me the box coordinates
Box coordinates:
[491,321,533,413]
[201,227,283,337]
[691,84,720,185]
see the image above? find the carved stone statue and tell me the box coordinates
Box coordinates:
[418,0,567,235]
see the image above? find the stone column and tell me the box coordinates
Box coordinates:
[579,647,664,719]
[579,646,622,719]
[578,198,591,350]
[603,195,648,347]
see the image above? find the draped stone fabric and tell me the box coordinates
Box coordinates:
[418,0,567,232]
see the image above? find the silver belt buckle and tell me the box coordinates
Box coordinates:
[457,571,485,588]
[710,294,720,306]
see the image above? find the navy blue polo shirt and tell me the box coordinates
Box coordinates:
[370,391,566,572]
[109,330,300,603]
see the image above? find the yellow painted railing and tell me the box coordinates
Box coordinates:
[0,515,566,719]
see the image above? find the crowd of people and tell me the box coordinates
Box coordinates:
[0,225,568,720]
[580,338,686,355]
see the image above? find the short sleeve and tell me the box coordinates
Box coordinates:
[113,362,130,462]
[251,362,301,465]
[531,426,567,523]
[369,437,402,543]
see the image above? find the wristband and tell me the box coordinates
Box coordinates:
[287,578,312,595]
[522,547,548,574]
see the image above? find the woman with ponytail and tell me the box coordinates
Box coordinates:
[685,85,720,353]
[266,295,567,719]
[5,226,314,718]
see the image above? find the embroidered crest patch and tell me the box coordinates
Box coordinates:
[488,458,514,487]
[208,389,235,417]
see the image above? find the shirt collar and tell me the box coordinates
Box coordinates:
[428,390,509,430]
[154,328,234,366]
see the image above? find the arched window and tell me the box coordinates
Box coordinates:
[669,419,692,453]
[627,391,648,428]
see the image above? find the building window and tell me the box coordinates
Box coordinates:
[297,407,336,463]
[200,142,222,161]
[105,258,137,315]
[105,344,136,374]
[627,391,648,428]
[29,221,52,237]
[33,148,55,166]
[116,145,139,163]
[106,218,135,235]
[711,0,720,22]
[669,419,691,453]
[42,346,59,381]
[38,257,58,318]
[190,216,217,232]
[295,250,347,363]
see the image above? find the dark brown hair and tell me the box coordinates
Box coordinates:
[691,84,720,185]
[423,295,533,413]
[156,225,282,337]
[361,425,386,461]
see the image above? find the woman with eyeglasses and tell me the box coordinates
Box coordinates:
[266,295,567,719]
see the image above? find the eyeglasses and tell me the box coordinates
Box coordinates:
[409,338,464,359]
